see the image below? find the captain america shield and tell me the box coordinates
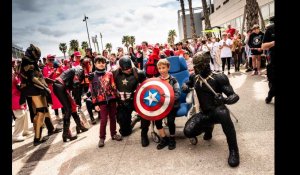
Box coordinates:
[134,78,175,121]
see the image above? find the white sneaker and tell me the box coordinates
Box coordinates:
[12,135,25,142]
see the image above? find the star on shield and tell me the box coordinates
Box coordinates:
[144,90,158,106]
[122,79,128,85]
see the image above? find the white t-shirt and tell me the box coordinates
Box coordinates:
[219,39,233,58]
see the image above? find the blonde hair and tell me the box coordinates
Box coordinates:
[157,59,170,68]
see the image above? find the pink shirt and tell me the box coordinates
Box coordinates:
[12,75,26,110]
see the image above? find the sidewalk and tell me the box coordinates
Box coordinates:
[12,67,274,175]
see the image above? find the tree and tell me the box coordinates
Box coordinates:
[168,30,177,45]
[59,43,67,59]
[105,43,112,53]
[81,41,89,50]
[245,0,260,31]
[68,39,82,56]
[187,0,197,39]
[129,36,136,47]
[178,0,187,40]
[202,0,212,37]
[122,35,130,52]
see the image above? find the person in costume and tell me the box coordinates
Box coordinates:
[53,58,89,142]
[19,44,53,146]
[182,51,240,167]
[112,56,146,137]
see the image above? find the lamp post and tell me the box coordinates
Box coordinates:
[83,14,91,48]
[99,32,104,53]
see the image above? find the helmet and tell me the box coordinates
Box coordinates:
[119,56,132,70]
[192,51,212,76]
[25,44,41,62]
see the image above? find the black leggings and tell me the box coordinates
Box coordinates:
[155,108,178,135]
[53,82,72,121]
[54,108,65,116]
[184,105,238,151]
[221,57,231,72]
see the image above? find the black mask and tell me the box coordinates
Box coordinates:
[193,52,212,78]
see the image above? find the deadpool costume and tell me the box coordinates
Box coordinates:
[183,52,240,167]
[53,61,89,142]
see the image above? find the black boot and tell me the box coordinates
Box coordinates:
[203,126,214,140]
[62,119,77,142]
[157,136,169,150]
[228,149,240,167]
[62,130,77,142]
[265,96,272,104]
[90,115,96,125]
[141,135,149,147]
[33,127,49,146]
[45,117,63,136]
[72,112,88,134]
[168,136,176,150]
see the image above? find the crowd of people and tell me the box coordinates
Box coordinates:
[12,21,275,167]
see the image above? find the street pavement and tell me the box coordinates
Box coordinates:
[12,67,274,175]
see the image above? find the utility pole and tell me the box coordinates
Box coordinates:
[99,32,104,53]
[83,14,91,48]
[95,35,100,53]
[91,36,97,53]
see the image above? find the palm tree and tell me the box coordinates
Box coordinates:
[178,0,187,40]
[59,43,67,59]
[105,43,112,53]
[202,0,212,37]
[168,30,177,45]
[129,36,136,47]
[81,41,89,50]
[122,35,130,52]
[68,39,79,56]
[245,0,260,31]
[187,0,197,39]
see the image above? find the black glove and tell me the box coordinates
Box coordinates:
[214,93,225,106]
[182,83,188,91]
[16,84,21,91]
[88,73,94,80]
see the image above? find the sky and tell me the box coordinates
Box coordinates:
[13,0,203,57]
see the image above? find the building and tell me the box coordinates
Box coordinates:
[178,7,204,40]
[12,43,24,59]
[209,0,274,34]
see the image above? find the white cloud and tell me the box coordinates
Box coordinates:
[13,0,202,57]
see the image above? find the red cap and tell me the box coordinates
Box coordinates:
[46,54,56,59]
[74,51,82,57]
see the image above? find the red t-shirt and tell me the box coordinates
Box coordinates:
[226,28,236,38]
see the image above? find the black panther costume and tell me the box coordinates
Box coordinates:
[53,63,89,142]
[113,57,146,137]
[182,52,240,167]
